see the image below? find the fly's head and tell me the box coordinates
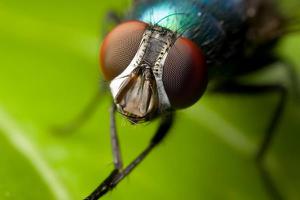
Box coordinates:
[100,20,208,123]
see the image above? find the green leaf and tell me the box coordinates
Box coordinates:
[0,1,299,200]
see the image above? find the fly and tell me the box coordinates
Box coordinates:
[70,0,300,199]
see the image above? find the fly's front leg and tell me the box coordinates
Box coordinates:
[112,111,174,182]
[280,60,300,100]
[110,104,123,170]
[84,103,123,200]
[254,85,286,200]
[85,109,174,200]
[213,81,287,200]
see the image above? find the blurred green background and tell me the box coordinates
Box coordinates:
[0,0,299,200]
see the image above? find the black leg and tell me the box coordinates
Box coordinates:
[213,81,287,200]
[279,60,300,100]
[84,109,174,200]
[255,85,286,200]
[110,104,123,170]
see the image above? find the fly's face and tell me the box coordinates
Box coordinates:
[113,64,158,122]
[100,21,208,123]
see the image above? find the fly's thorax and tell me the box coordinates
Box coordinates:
[101,21,208,123]
[109,25,177,123]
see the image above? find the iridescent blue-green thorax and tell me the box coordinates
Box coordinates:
[129,0,247,63]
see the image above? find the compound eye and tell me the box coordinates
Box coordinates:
[100,20,147,80]
[163,37,207,108]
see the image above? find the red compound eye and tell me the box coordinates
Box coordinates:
[100,20,147,80]
[163,37,207,108]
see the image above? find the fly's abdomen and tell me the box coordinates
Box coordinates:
[129,0,248,63]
